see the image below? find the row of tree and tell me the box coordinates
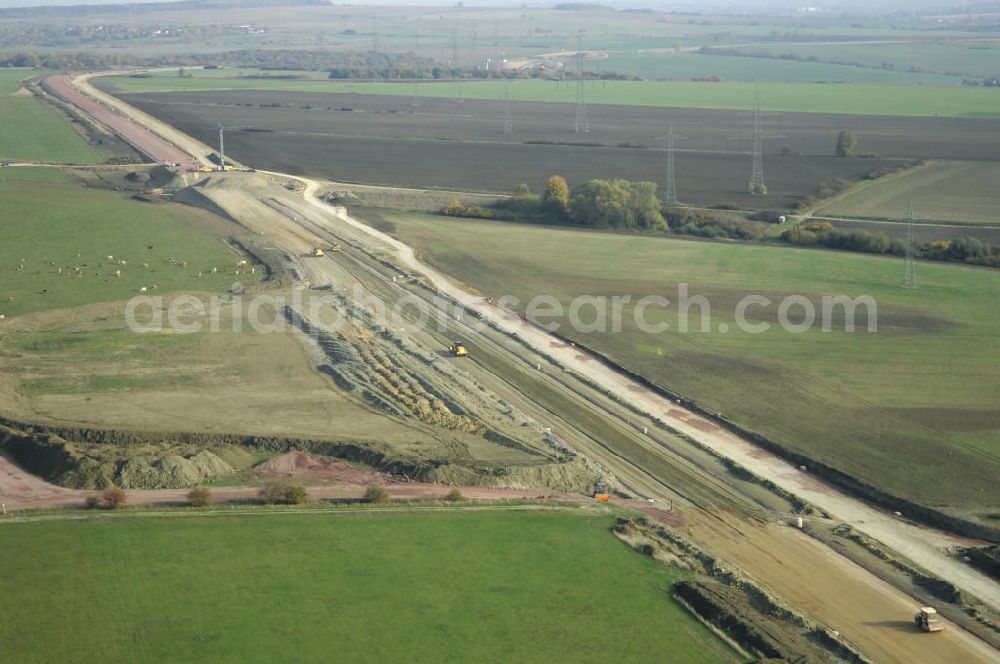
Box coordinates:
[439,176,997,267]
[782,221,996,265]
[0,48,431,72]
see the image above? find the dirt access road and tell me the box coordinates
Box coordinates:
[0,454,572,511]
[49,72,1000,663]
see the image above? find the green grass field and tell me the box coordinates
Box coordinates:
[0,69,101,163]
[362,209,1000,521]
[99,73,1000,118]
[0,167,256,318]
[0,509,742,663]
[599,51,960,85]
[726,40,1000,80]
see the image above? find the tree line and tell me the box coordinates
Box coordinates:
[439,175,998,268]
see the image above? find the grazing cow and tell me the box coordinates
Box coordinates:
[138,287,147,294]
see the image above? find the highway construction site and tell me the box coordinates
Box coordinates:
[0,70,998,664]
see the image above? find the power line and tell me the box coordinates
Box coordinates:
[664,124,678,205]
[217,120,225,170]
[749,83,766,195]
[503,80,513,135]
[902,201,918,289]
[574,51,588,133]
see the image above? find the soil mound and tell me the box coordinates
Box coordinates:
[253,452,385,484]
[117,450,235,489]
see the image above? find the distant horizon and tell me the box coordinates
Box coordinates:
[0,0,983,15]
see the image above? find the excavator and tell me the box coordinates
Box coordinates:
[311,244,341,258]
[448,341,468,358]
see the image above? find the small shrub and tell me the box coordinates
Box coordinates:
[444,487,464,502]
[84,494,100,510]
[363,485,389,504]
[259,484,285,505]
[285,484,308,505]
[188,487,213,507]
[101,488,127,510]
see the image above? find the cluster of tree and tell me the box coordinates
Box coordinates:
[664,209,763,240]
[439,199,507,220]
[567,179,666,230]
[960,78,1000,87]
[835,130,857,157]
[921,236,993,262]
[84,488,127,509]
[259,483,308,505]
[443,175,664,231]
[782,221,896,254]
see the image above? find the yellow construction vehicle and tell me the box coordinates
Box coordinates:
[593,480,609,502]
[914,607,944,633]
[448,341,468,357]
[199,165,214,173]
[312,247,325,257]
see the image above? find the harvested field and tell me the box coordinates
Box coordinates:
[0,510,744,663]
[816,160,1000,225]
[114,90,1000,162]
[111,89,999,209]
